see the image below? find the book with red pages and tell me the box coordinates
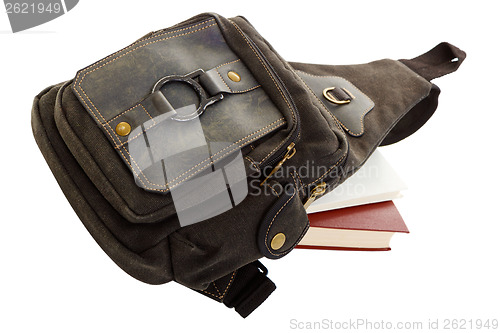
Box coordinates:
[297,201,409,251]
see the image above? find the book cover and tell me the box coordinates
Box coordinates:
[298,201,409,251]
[306,150,407,213]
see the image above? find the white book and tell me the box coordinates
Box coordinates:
[306,150,407,214]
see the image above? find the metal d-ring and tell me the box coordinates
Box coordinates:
[322,87,354,105]
[152,69,224,121]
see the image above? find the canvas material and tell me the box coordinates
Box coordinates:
[31,13,464,301]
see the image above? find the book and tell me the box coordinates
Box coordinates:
[297,201,409,251]
[306,149,407,214]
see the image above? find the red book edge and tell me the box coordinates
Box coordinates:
[295,245,391,251]
[296,201,408,250]
[306,201,409,233]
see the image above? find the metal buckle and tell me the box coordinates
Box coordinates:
[152,69,224,121]
[322,87,355,105]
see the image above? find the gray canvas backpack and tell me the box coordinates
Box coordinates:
[32,13,465,317]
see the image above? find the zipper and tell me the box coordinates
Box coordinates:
[260,143,296,186]
[238,30,301,182]
[302,147,350,209]
[303,182,327,210]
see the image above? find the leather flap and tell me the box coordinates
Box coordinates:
[71,16,285,193]
[297,71,374,136]
[257,184,309,259]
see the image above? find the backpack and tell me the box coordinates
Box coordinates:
[31,13,465,317]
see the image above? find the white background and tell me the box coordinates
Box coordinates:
[1,1,499,332]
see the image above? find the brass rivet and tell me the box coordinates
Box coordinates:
[270,233,286,250]
[227,71,241,82]
[115,122,131,136]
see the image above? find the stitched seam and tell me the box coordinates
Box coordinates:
[266,184,279,197]
[55,81,180,217]
[213,71,260,94]
[217,58,241,68]
[106,104,140,123]
[75,22,218,127]
[245,155,259,169]
[229,21,297,165]
[35,84,176,265]
[303,151,347,189]
[73,21,220,162]
[290,171,300,190]
[202,270,236,300]
[139,103,155,123]
[215,68,232,91]
[292,73,349,187]
[75,88,167,192]
[230,84,262,94]
[296,70,374,136]
[259,138,288,165]
[108,70,260,131]
[221,271,237,298]
[290,171,305,198]
[121,118,285,189]
[122,117,285,192]
[229,23,295,121]
[212,282,222,297]
[73,86,159,191]
[294,170,305,190]
[202,289,222,299]
[294,72,346,137]
[214,59,262,93]
[76,19,216,81]
[264,189,296,256]
[75,20,286,191]
[116,115,160,146]
[164,119,286,190]
[72,95,148,190]
[121,118,286,192]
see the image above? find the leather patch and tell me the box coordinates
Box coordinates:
[257,184,309,259]
[296,71,374,136]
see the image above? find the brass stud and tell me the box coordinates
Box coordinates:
[227,71,241,82]
[115,121,131,136]
[270,233,286,250]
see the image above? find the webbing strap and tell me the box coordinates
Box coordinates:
[195,261,276,318]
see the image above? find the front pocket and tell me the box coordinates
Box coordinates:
[54,81,178,223]
[72,16,289,195]
[57,13,310,226]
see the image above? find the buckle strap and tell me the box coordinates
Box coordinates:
[195,261,276,318]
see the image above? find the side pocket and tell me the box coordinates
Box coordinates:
[169,182,309,290]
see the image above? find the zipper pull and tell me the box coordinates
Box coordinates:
[260,143,296,186]
[303,182,327,210]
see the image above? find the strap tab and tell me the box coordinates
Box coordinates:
[195,261,276,318]
[400,42,466,81]
[199,59,260,95]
